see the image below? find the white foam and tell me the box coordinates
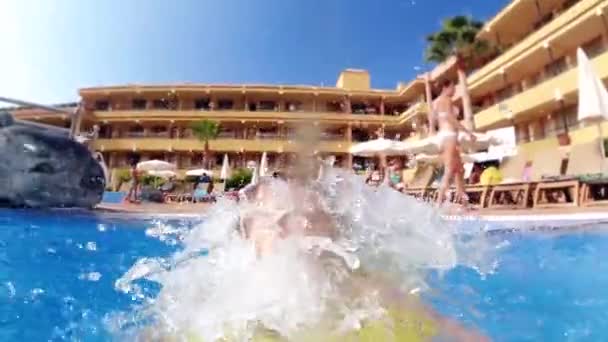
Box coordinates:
[113,168,495,339]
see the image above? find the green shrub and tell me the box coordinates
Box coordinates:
[141,175,165,188]
[112,168,132,191]
[225,168,253,190]
[116,169,132,183]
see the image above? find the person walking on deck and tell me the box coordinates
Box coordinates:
[433,80,476,205]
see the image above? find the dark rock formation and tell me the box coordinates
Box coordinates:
[0,112,105,208]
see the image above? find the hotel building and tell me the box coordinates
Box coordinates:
[10,69,429,176]
[8,0,608,180]
[457,0,608,156]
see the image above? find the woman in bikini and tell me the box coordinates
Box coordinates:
[433,80,476,205]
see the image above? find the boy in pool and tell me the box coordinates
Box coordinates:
[236,167,489,341]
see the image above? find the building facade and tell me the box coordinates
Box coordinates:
[466,0,608,157]
[54,69,428,175]
[9,0,608,178]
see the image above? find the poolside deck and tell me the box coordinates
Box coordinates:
[97,201,608,223]
[97,202,212,215]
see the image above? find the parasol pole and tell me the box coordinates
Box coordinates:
[598,121,605,174]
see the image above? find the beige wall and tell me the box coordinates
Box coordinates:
[336,69,371,90]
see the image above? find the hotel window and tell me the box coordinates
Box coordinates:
[95,100,110,111]
[98,125,112,139]
[152,99,170,110]
[217,127,235,138]
[194,98,211,110]
[326,101,343,113]
[351,128,370,142]
[562,105,579,131]
[351,102,366,114]
[563,0,581,11]
[217,99,234,110]
[132,99,147,110]
[385,104,407,116]
[150,125,167,137]
[533,12,554,31]
[127,125,144,138]
[258,101,277,111]
[495,85,514,102]
[256,127,279,139]
[545,57,567,77]
[286,101,302,112]
[583,36,605,58]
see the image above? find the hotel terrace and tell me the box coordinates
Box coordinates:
[8,0,608,180]
[10,69,430,175]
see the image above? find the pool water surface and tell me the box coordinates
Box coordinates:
[1,209,607,341]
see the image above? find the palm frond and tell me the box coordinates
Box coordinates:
[190,120,220,142]
[424,15,490,64]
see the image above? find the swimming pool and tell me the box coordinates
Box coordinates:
[1,209,607,341]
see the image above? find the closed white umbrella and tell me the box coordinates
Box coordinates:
[220,154,231,180]
[186,168,213,177]
[402,132,500,154]
[147,170,177,178]
[136,159,176,171]
[400,136,439,154]
[259,152,268,177]
[459,132,501,152]
[415,153,475,164]
[577,47,608,172]
[349,138,409,157]
[250,165,259,185]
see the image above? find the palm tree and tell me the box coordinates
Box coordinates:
[190,120,220,169]
[425,16,488,130]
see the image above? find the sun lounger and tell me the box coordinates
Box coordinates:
[404,165,435,200]
[486,153,532,210]
[165,182,186,203]
[564,141,608,207]
[532,147,579,209]
[463,184,490,209]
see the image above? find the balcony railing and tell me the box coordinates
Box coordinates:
[93,138,352,154]
[474,46,608,130]
[469,0,600,90]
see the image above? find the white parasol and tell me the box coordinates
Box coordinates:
[220,154,231,180]
[250,165,259,185]
[147,170,177,178]
[136,159,176,171]
[402,132,501,154]
[186,168,213,177]
[577,47,608,172]
[415,153,475,164]
[259,152,268,177]
[349,138,409,157]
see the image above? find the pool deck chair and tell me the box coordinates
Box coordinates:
[532,148,579,209]
[568,141,608,207]
[464,184,491,209]
[404,165,435,200]
[487,154,531,210]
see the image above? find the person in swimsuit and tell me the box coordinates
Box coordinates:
[433,80,476,205]
[125,160,141,203]
[386,158,405,191]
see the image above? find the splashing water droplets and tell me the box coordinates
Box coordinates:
[113,167,495,339]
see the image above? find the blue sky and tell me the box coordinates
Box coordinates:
[0,0,506,104]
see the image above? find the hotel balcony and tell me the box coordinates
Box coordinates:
[92,138,352,154]
[93,109,392,125]
[474,46,608,130]
[469,0,607,97]
[91,101,427,127]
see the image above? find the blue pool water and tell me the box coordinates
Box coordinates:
[1,209,608,341]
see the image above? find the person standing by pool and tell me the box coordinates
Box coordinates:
[125,159,141,203]
[433,80,476,205]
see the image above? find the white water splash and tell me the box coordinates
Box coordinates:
[113,168,494,340]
